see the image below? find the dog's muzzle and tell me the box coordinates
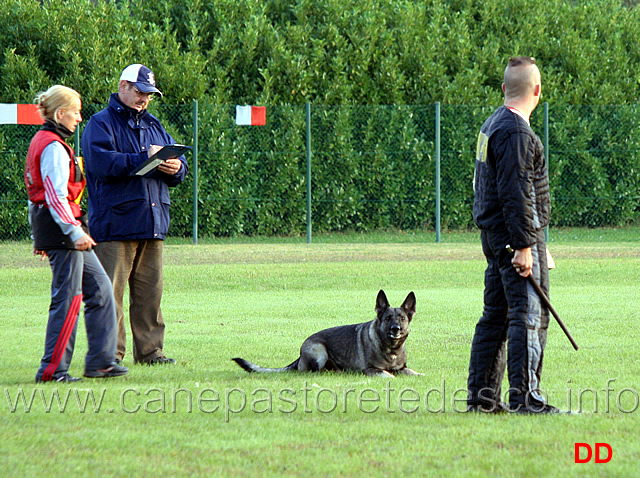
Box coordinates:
[388,325,402,339]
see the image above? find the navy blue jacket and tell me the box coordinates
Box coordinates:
[81,94,188,242]
[473,106,550,250]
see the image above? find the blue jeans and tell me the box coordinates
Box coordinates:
[36,248,118,381]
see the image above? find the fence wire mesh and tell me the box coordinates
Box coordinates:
[1,103,639,241]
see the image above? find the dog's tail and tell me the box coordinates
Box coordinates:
[232,357,299,373]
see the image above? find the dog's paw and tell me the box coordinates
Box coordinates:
[400,368,423,376]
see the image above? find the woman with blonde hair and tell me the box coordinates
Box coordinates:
[25,85,128,382]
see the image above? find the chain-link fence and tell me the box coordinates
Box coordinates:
[2,103,639,242]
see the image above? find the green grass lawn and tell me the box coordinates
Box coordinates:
[1,232,639,476]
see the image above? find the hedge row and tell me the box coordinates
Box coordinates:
[1,0,639,238]
[2,0,639,106]
[3,102,639,239]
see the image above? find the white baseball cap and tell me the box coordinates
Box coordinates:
[119,64,163,96]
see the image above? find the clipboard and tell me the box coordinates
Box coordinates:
[130,144,192,176]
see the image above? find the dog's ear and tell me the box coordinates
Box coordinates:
[401,292,416,320]
[375,290,390,317]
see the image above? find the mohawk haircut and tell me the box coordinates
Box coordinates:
[504,57,539,98]
[508,56,537,68]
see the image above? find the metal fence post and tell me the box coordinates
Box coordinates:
[435,102,441,243]
[544,101,549,242]
[306,102,312,244]
[192,100,199,245]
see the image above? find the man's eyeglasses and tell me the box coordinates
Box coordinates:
[128,83,154,100]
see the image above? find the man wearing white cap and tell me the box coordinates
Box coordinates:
[81,64,188,366]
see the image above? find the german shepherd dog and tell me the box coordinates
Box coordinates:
[232,290,422,377]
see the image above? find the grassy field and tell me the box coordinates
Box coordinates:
[1,230,639,477]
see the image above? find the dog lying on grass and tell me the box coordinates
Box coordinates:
[233,290,422,377]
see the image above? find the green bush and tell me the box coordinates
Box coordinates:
[1,0,639,238]
[4,0,639,106]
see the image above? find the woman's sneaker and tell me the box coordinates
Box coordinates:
[35,374,82,383]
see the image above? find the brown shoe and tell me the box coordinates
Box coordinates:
[142,356,176,366]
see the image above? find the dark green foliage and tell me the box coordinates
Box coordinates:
[310,106,437,232]
[547,105,640,227]
[3,0,639,106]
[0,125,39,240]
[1,0,639,238]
